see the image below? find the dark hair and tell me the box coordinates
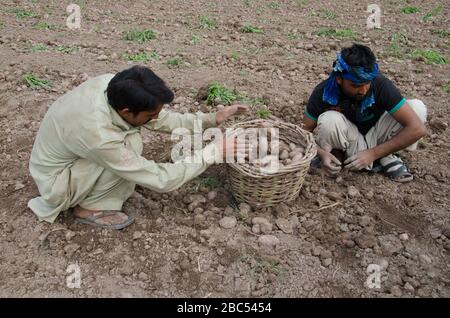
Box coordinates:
[106,66,174,114]
[341,43,376,70]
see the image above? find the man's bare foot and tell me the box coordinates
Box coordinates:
[73,206,132,228]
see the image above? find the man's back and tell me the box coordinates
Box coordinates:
[30,74,115,178]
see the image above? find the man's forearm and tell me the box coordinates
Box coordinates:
[371,125,427,160]
[303,117,333,159]
[316,146,327,158]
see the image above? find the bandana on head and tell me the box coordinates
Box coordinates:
[323,53,379,120]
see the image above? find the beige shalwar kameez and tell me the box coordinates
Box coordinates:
[28,74,218,223]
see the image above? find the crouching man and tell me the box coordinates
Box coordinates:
[28,66,248,229]
[302,44,427,182]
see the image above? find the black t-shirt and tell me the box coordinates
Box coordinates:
[306,74,406,135]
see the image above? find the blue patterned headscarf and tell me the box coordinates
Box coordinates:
[323,53,379,118]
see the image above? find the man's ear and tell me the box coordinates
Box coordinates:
[117,108,130,115]
[336,77,342,85]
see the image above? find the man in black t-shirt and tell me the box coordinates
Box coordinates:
[303,44,427,182]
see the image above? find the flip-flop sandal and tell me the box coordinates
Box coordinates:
[370,160,383,173]
[75,210,134,230]
[382,160,414,183]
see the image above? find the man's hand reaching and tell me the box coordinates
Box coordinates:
[344,149,376,171]
[319,151,342,175]
[215,104,249,125]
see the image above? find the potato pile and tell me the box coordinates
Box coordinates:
[277,140,305,165]
[248,139,305,168]
[231,122,306,169]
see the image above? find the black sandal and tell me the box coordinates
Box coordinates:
[382,160,414,183]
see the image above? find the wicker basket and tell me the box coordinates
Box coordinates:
[227,118,317,207]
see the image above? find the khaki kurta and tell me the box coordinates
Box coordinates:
[28,74,218,223]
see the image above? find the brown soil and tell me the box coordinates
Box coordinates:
[0,0,448,298]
